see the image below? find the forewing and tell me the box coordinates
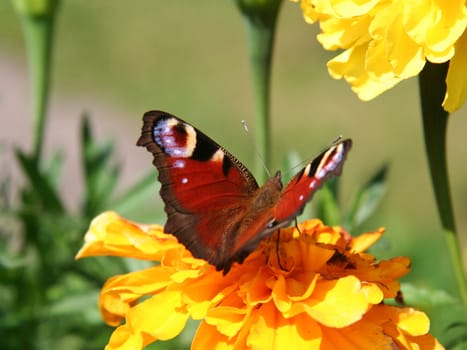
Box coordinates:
[137,110,259,264]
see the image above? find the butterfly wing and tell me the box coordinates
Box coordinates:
[273,139,352,223]
[137,111,259,267]
[225,140,352,268]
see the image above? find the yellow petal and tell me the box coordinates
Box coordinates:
[320,319,394,350]
[205,306,248,338]
[271,275,292,313]
[404,0,467,55]
[241,267,274,305]
[385,18,426,77]
[331,0,379,17]
[105,324,144,350]
[247,302,322,349]
[99,266,175,326]
[76,211,182,261]
[292,276,383,327]
[364,305,443,349]
[350,228,384,253]
[327,45,402,101]
[406,333,445,350]
[393,307,430,336]
[126,289,189,341]
[272,272,319,313]
[318,16,372,50]
[444,31,467,112]
[192,321,234,350]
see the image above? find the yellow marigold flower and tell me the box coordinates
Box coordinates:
[76,211,443,350]
[293,0,467,112]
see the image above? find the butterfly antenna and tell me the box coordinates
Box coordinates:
[331,135,343,145]
[241,120,271,178]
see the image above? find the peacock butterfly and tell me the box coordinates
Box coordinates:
[137,110,352,274]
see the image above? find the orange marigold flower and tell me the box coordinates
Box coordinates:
[76,211,444,349]
[292,0,467,112]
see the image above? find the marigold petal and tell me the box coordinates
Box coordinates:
[404,0,467,55]
[327,45,402,101]
[286,272,320,301]
[330,0,379,17]
[320,319,393,350]
[363,305,444,349]
[183,274,239,319]
[348,256,410,298]
[205,306,248,338]
[192,321,234,350]
[126,290,189,341]
[105,290,189,349]
[296,238,335,272]
[106,324,144,350]
[444,32,467,112]
[272,272,319,313]
[240,267,274,305]
[385,17,426,77]
[365,39,399,79]
[389,307,430,336]
[76,211,181,261]
[100,293,131,327]
[271,275,291,313]
[290,276,382,327]
[406,333,445,350]
[99,266,174,326]
[319,16,372,50]
[350,228,384,253]
[247,302,322,349]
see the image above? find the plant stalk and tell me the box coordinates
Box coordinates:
[21,13,55,163]
[418,61,467,313]
[236,0,282,183]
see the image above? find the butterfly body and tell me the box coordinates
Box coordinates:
[137,110,351,273]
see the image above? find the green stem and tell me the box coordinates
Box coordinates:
[237,0,282,183]
[418,62,467,313]
[21,14,55,164]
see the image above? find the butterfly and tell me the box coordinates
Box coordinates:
[137,110,352,274]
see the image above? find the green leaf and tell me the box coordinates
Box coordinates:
[112,171,157,213]
[46,290,102,324]
[444,321,467,350]
[81,114,120,217]
[346,164,387,230]
[44,148,64,188]
[397,282,457,308]
[315,180,341,226]
[14,148,64,213]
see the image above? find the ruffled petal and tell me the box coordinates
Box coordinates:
[286,276,383,327]
[247,302,322,349]
[444,31,467,112]
[76,211,183,261]
[99,266,175,326]
[350,228,384,253]
[320,318,393,350]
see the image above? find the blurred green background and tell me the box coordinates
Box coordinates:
[1,1,466,349]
